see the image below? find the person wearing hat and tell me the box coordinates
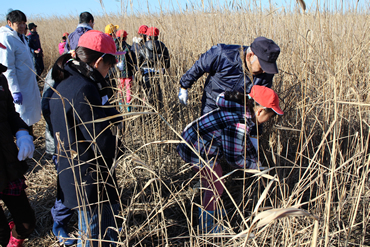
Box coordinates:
[64,11,94,52]
[135,27,170,109]
[58,32,69,55]
[50,30,125,247]
[27,22,44,77]
[177,85,283,233]
[0,42,36,247]
[131,24,148,56]
[104,23,119,38]
[178,37,280,114]
[0,10,41,129]
[115,29,136,112]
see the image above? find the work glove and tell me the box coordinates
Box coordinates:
[16,130,35,161]
[178,87,188,105]
[13,92,23,105]
[116,61,124,71]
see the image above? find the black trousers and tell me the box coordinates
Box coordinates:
[0,190,36,246]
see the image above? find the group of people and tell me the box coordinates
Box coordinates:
[0,8,283,247]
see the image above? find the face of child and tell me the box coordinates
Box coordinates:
[94,57,113,78]
[255,107,275,124]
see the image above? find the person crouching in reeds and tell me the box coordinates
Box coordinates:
[177,85,283,233]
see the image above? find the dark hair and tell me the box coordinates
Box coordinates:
[224,90,275,115]
[139,34,147,42]
[79,12,94,24]
[52,46,116,83]
[148,36,158,41]
[6,10,27,23]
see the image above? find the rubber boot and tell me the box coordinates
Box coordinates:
[7,222,24,247]
[198,208,226,233]
[52,222,76,246]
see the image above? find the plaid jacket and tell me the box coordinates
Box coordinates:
[177,93,258,169]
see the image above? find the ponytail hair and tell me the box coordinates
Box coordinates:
[224,90,256,114]
[52,46,116,83]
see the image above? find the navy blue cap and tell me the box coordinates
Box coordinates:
[250,37,280,74]
[28,23,37,30]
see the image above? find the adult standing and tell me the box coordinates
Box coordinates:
[0,10,41,128]
[27,22,44,78]
[64,11,94,52]
[178,36,280,115]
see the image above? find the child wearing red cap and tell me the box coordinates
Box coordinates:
[58,32,69,55]
[177,85,283,233]
[115,30,135,112]
[50,30,125,247]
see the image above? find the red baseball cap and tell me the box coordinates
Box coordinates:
[146,27,159,36]
[116,30,128,38]
[78,30,125,55]
[0,42,6,49]
[248,85,283,115]
[138,25,148,34]
[63,32,69,37]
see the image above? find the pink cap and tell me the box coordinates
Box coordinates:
[63,32,69,37]
[0,43,6,49]
[248,85,283,115]
[78,30,125,55]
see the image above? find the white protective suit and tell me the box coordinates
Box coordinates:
[0,26,41,126]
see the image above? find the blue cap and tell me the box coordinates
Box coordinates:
[250,37,280,74]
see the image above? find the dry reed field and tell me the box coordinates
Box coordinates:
[1,1,370,246]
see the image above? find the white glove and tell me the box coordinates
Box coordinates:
[117,61,124,71]
[178,87,188,105]
[132,37,142,43]
[16,130,35,161]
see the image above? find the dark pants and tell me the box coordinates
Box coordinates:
[33,56,44,77]
[0,190,36,246]
[51,155,74,226]
[142,73,163,110]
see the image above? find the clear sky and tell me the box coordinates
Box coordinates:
[1,0,367,19]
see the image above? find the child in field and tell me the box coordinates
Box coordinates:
[50,30,125,247]
[177,85,283,233]
[58,32,69,55]
[115,29,135,112]
[0,42,36,247]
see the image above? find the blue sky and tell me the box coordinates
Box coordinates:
[1,0,368,19]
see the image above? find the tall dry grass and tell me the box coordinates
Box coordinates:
[1,1,369,246]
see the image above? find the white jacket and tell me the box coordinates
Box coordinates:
[0,26,41,126]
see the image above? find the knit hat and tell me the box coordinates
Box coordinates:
[138,25,148,34]
[248,85,283,115]
[78,30,125,55]
[146,27,159,37]
[116,30,128,38]
[250,37,280,74]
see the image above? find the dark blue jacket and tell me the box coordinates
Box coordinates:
[27,31,43,56]
[64,26,91,52]
[50,64,122,209]
[180,44,274,114]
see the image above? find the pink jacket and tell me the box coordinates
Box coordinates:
[58,41,66,55]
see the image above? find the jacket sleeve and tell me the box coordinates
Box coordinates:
[253,73,274,88]
[2,75,29,135]
[73,84,122,160]
[162,44,170,69]
[222,124,258,169]
[179,44,221,89]
[0,37,21,93]
[41,69,56,127]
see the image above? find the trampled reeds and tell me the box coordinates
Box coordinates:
[0,1,369,246]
